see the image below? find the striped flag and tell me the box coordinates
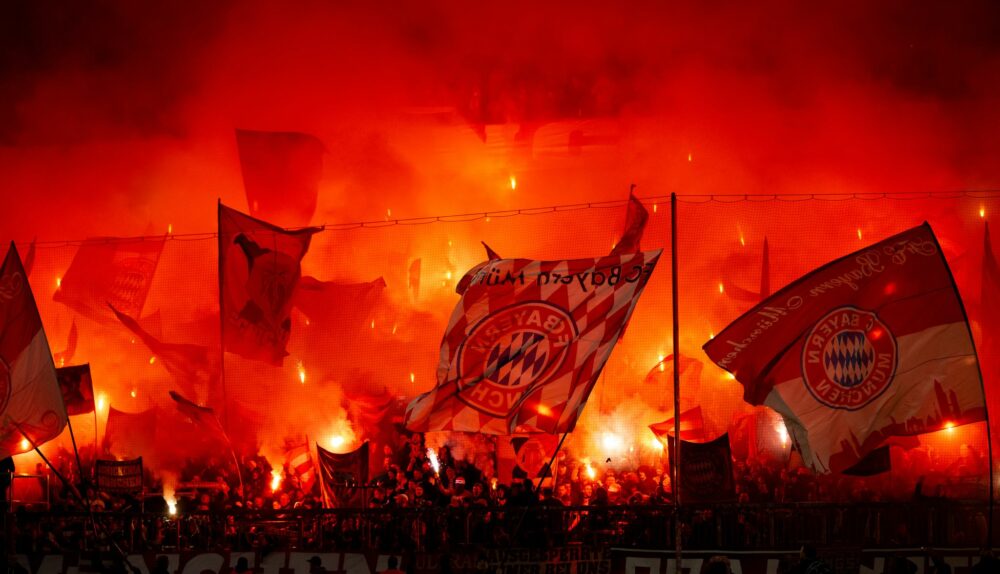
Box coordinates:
[703,223,986,473]
[285,443,316,493]
[405,249,661,434]
[649,406,707,443]
[0,243,68,458]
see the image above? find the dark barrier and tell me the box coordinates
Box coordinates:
[5,501,997,555]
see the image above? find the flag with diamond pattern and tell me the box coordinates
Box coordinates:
[703,223,986,473]
[405,248,662,434]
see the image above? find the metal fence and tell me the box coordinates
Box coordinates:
[5,501,995,554]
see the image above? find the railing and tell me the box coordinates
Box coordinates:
[4,501,996,554]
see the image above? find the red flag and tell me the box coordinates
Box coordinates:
[408,258,421,301]
[649,406,707,443]
[405,249,662,434]
[56,364,94,416]
[219,203,319,366]
[236,129,325,227]
[168,390,225,437]
[0,243,68,458]
[483,242,501,261]
[52,320,78,368]
[103,406,157,460]
[53,236,164,323]
[285,443,316,493]
[294,275,386,329]
[22,239,35,278]
[317,442,369,508]
[722,237,771,303]
[610,192,649,255]
[703,223,986,473]
[110,305,215,396]
[497,435,561,483]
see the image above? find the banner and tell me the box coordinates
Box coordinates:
[103,407,157,461]
[0,243,68,458]
[497,434,561,484]
[703,223,986,473]
[53,236,164,322]
[219,203,319,366]
[405,249,661,434]
[236,129,325,228]
[285,442,316,493]
[55,364,94,416]
[294,275,386,330]
[95,458,144,493]
[317,442,369,508]
[668,433,736,504]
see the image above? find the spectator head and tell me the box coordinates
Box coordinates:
[388,556,399,569]
[454,477,466,491]
[800,545,817,559]
[234,558,251,573]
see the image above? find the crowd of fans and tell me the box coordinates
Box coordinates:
[3,431,992,554]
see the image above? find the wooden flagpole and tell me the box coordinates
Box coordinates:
[217,199,230,434]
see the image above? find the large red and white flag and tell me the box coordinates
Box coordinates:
[405,249,662,434]
[703,223,986,473]
[219,203,319,366]
[0,243,67,458]
[285,442,316,493]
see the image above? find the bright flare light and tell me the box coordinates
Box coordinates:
[602,432,624,452]
[658,354,666,372]
[857,228,863,241]
[776,421,789,446]
[330,435,345,449]
[584,461,596,480]
[536,404,553,417]
[981,206,987,219]
[650,437,664,451]
[509,175,517,190]
[168,223,173,235]
[410,372,415,384]
[19,438,29,451]
[149,356,156,365]
[270,470,283,492]
[427,448,441,475]
[718,282,725,294]
[297,360,306,384]
[97,393,107,411]
[945,421,956,433]
[130,389,136,399]
[56,277,61,288]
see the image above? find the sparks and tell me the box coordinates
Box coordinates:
[445,270,452,280]
[857,228,863,241]
[709,331,715,340]
[298,360,306,384]
[149,356,156,365]
[718,282,725,294]
[687,152,693,162]
[653,203,658,213]
[370,319,375,330]
[56,277,61,288]
[305,318,310,326]
[270,469,283,493]
[509,175,517,190]
[981,206,986,219]
[167,223,173,235]
[130,389,136,398]
[386,208,392,219]
[427,448,441,475]
[391,323,398,335]
[410,372,415,384]
[739,234,746,247]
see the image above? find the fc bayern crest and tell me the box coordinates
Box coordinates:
[456,301,577,417]
[802,306,897,411]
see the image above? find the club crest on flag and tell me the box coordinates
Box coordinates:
[457,301,577,417]
[802,306,898,410]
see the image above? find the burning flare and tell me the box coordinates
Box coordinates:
[427,447,441,475]
[163,475,178,516]
[271,469,283,492]
[297,360,306,384]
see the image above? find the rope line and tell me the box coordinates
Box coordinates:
[21,189,1000,247]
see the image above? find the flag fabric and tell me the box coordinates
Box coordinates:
[294,275,386,330]
[22,239,35,278]
[723,237,771,303]
[169,390,226,437]
[55,364,94,416]
[981,221,1000,434]
[235,129,325,228]
[103,407,157,460]
[53,236,164,323]
[408,259,421,301]
[497,434,561,484]
[668,433,736,504]
[610,192,649,255]
[219,203,320,366]
[649,406,707,443]
[110,305,215,396]
[405,248,662,434]
[95,458,144,493]
[842,445,891,476]
[483,242,502,261]
[285,443,317,493]
[342,387,404,477]
[0,243,68,458]
[317,442,369,508]
[703,223,986,473]
[52,320,78,368]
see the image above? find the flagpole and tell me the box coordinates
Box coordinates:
[65,416,86,483]
[670,192,683,564]
[217,199,230,433]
